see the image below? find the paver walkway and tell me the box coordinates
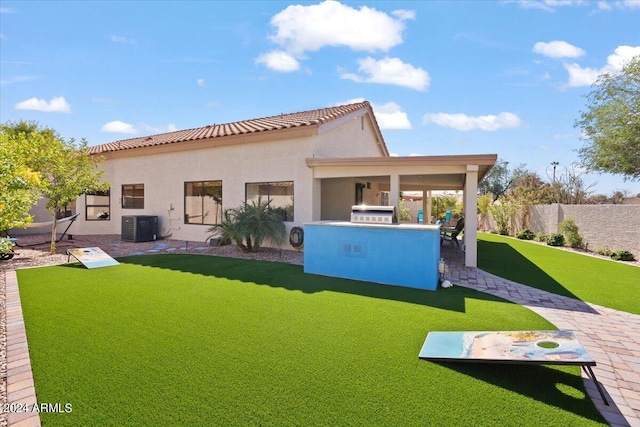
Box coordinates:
[441,245,640,427]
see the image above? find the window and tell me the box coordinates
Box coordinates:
[246,181,294,222]
[185,181,222,225]
[122,184,144,209]
[86,189,110,220]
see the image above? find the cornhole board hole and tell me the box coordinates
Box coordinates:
[66,247,120,269]
[418,330,608,405]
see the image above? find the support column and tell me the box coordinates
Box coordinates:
[426,190,432,224]
[390,174,400,220]
[311,178,322,221]
[464,165,479,267]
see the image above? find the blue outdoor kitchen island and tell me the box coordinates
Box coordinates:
[304,221,441,290]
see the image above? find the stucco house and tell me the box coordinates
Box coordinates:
[19,101,496,267]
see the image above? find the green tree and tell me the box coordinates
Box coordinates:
[576,56,640,181]
[431,194,458,222]
[508,172,547,229]
[43,138,108,253]
[398,199,412,222]
[489,197,518,235]
[479,159,528,201]
[0,126,44,232]
[1,121,108,253]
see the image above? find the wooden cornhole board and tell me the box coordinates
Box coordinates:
[66,247,120,269]
[418,330,608,405]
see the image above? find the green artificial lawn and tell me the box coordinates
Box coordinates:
[17,255,605,426]
[478,233,640,315]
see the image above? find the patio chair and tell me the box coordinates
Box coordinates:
[444,210,452,226]
[440,217,464,248]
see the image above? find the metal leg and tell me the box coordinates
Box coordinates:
[582,365,609,406]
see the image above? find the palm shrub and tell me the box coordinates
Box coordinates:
[208,209,242,248]
[208,197,286,252]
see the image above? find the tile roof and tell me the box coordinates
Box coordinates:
[89,101,379,155]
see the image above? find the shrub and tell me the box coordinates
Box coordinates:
[0,237,14,255]
[515,229,535,240]
[546,233,565,247]
[595,246,612,257]
[559,217,584,249]
[610,250,635,261]
[207,197,286,252]
[534,232,548,242]
[489,198,517,236]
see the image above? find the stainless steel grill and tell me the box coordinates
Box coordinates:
[350,205,397,224]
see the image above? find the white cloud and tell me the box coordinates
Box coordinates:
[267,1,410,55]
[533,40,585,58]
[255,50,300,72]
[110,35,135,44]
[371,102,412,130]
[422,112,523,131]
[598,0,640,9]
[101,121,137,134]
[14,96,71,113]
[564,45,640,87]
[339,57,430,91]
[392,9,416,20]
[335,98,412,130]
[512,0,639,11]
[511,0,586,11]
[197,79,206,87]
[0,7,16,13]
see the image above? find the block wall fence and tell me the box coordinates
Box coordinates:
[484,204,640,257]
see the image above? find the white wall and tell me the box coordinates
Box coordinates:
[66,136,315,242]
[314,114,384,158]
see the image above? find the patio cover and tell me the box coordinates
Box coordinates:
[305,154,497,268]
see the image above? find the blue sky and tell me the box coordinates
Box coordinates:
[1,0,639,196]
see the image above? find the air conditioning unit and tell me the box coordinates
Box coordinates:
[121,215,158,242]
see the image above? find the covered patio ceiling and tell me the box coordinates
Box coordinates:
[305,154,497,191]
